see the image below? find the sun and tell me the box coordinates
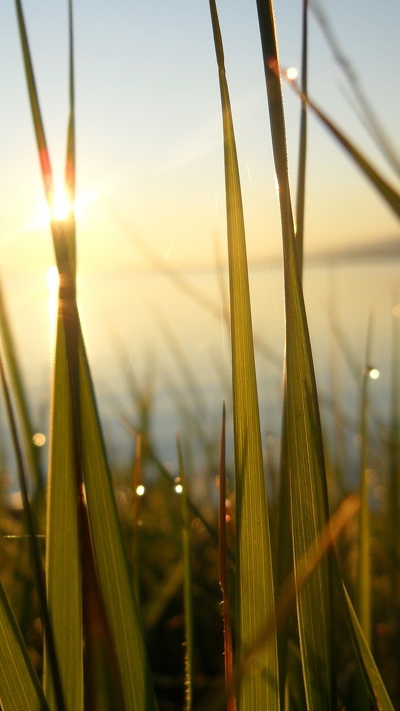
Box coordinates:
[24,180,96,233]
[50,181,74,221]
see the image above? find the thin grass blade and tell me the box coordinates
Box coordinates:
[311,2,400,179]
[356,318,373,647]
[288,79,400,221]
[14,0,53,204]
[63,0,76,275]
[177,438,194,711]
[218,404,235,711]
[295,0,308,273]
[256,1,335,707]
[209,2,279,708]
[338,580,395,711]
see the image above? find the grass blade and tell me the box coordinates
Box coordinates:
[295,0,308,273]
[14,0,53,204]
[0,580,49,711]
[0,350,67,711]
[209,2,279,707]
[255,1,335,707]
[44,314,83,711]
[77,331,158,711]
[177,438,194,711]
[311,2,400,179]
[356,318,374,648]
[16,2,157,707]
[287,78,400,221]
[338,580,395,711]
[218,404,235,711]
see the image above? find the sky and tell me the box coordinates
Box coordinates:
[1,0,399,277]
[0,1,399,467]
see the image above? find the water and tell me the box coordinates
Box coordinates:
[1,254,399,498]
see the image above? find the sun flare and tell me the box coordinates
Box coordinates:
[24,180,96,233]
[50,182,74,221]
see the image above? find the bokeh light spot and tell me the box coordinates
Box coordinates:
[32,433,46,447]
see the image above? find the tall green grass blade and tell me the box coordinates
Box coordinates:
[44,314,83,711]
[209,2,279,708]
[43,4,82,707]
[256,1,335,707]
[177,438,194,711]
[16,2,157,707]
[77,331,158,711]
[288,80,400,221]
[295,0,308,273]
[0,580,49,711]
[237,496,359,698]
[275,2,308,700]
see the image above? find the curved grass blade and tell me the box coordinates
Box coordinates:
[337,577,395,711]
[255,1,335,707]
[209,2,279,708]
[287,79,400,221]
[311,2,400,180]
[0,581,49,711]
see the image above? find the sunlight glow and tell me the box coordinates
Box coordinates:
[51,182,73,221]
[136,485,145,496]
[23,181,97,233]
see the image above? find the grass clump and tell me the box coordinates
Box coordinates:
[0,1,399,710]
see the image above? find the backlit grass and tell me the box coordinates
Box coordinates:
[0,1,399,710]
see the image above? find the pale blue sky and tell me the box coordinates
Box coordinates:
[1,0,399,279]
